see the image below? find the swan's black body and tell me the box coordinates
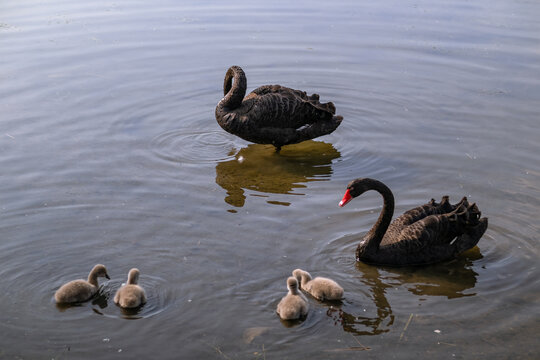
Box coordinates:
[340,178,488,266]
[215,66,343,149]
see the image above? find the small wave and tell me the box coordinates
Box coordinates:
[92,274,175,320]
[150,128,237,164]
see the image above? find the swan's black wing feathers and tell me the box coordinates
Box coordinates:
[219,85,342,147]
[248,85,335,128]
[375,203,487,265]
[216,66,343,147]
[381,196,468,246]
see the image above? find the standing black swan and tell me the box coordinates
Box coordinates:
[339,178,488,266]
[215,66,343,150]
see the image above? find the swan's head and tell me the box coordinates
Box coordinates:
[286,277,299,292]
[292,268,311,286]
[92,264,111,280]
[127,268,140,285]
[292,269,303,283]
[339,178,374,207]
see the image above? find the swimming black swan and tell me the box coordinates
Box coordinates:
[215,66,343,150]
[339,178,488,266]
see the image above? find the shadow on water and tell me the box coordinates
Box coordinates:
[215,141,341,208]
[117,305,146,319]
[329,265,395,336]
[91,304,145,319]
[369,247,483,299]
[92,288,111,308]
[328,248,482,336]
[278,316,308,328]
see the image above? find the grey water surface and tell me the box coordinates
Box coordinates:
[1,0,539,359]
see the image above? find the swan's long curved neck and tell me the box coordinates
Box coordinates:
[219,66,247,110]
[127,270,139,285]
[87,270,99,287]
[363,180,395,252]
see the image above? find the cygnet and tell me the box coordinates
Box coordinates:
[114,268,147,308]
[54,264,110,303]
[292,268,343,301]
[276,277,309,320]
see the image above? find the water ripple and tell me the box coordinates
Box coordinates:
[150,127,237,164]
[91,275,175,320]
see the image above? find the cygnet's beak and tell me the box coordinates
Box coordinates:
[339,189,352,207]
[105,273,111,280]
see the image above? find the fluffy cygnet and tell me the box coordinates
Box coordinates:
[54,264,110,303]
[114,268,147,308]
[292,269,344,301]
[276,277,309,320]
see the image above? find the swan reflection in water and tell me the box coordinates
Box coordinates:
[384,248,483,299]
[215,141,340,208]
[327,249,481,336]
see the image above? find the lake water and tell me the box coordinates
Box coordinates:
[1,0,539,358]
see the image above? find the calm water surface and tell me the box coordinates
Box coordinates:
[1,0,539,358]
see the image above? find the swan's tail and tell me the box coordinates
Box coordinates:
[296,115,343,140]
[266,115,343,147]
[448,202,488,253]
[454,217,488,254]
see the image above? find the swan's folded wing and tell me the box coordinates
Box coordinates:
[249,94,332,129]
[251,85,308,100]
[383,199,448,246]
[391,207,485,249]
[373,214,463,265]
[382,196,470,247]
[392,215,457,249]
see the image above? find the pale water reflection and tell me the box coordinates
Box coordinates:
[215,141,340,207]
[325,250,481,337]
[327,268,395,337]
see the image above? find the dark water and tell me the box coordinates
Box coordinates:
[1,0,539,358]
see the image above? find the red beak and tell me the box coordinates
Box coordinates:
[339,189,353,207]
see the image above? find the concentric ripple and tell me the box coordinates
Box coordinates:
[91,275,175,320]
[150,128,237,164]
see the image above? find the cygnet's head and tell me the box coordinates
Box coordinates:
[286,277,299,292]
[292,269,311,285]
[92,264,110,279]
[127,268,140,285]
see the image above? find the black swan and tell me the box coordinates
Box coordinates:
[215,66,343,150]
[339,178,488,266]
